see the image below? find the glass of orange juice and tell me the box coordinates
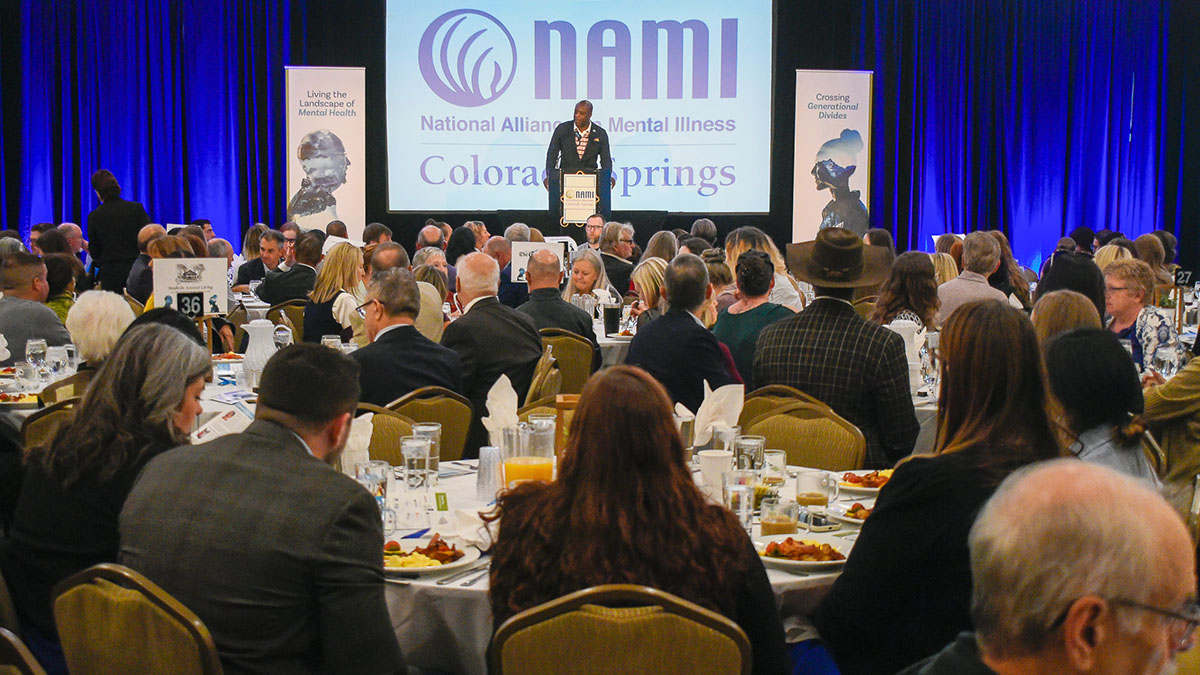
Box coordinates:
[501,420,557,488]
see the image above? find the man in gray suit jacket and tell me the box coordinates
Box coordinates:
[119,344,405,674]
[0,252,70,366]
[935,232,1007,325]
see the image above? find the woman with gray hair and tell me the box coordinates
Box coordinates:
[64,290,137,367]
[561,248,618,302]
[0,323,211,669]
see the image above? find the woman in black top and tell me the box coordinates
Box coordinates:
[814,300,1063,674]
[0,324,211,672]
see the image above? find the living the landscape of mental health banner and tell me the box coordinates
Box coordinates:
[386,1,774,213]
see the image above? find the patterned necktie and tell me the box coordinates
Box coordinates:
[575,127,588,159]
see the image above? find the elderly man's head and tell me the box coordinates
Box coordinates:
[504,223,531,243]
[58,223,85,254]
[483,236,512,269]
[369,242,410,276]
[456,252,499,305]
[207,238,234,265]
[416,225,445,250]
[362,268,422,341]
[294,231,324,267]
[600,222,635,259]
[969,460,1195,674]
[525,249,562,290]
[664,253,710,313]
[137,224,167,254]
[962,231,1001,276]
[65,290,136,363]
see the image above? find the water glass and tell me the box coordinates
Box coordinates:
[722,469,757,533]
[399,436,432,529]
[761,449,787,487]
[272,326,293,349]
[248,279,262,295]
[733,435,766,470]
[354,460,393,532]
[45,346,67,378]
[412,422,442,486]
[321,335,341,350]
[15,361,38,392]
[25,339,47,372]
[63,343,78,372]
[1153,346,1178,379]
[711,425,741,452]
[477,446,502,502]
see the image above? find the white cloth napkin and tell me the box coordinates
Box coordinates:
[679,380,745,446]
[341,412,374,478]
[591,287,615,305]
[482,375,520,447]
[0,334,9,362]
[885,320,926,394]
[452,508,496,550]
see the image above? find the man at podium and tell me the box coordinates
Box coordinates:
[545,100,613,224]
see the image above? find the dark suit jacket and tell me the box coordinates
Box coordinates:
[124,253,154,304]
[234,258,267,288]
[601,252,633,296]
[517,287,601,367]
[545,121,612,173]
[350,324,462,407]
[441,296,543,458]
[626,308,738,413]
[119,420,405,675]
[496,263,528,308]
[753,298,919,468]
[255,264,317,307]
[86,197,151,292]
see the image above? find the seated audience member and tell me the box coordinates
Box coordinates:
[483,236,528,308]
[445,226,478,267]
[275,222,300,271]
[987,230,1031,310]
[441,253,543,457]
[561,248,618,302]
[42,253,82,324]
[930,252,959,286]
[864,228,897,261]
[32,228,70,257]
[207,237,234,268]
[1030,290,1101,347]
[412,264,449,342]
[1093,243,1132,273]
[0,252,71,366]
[755,229,918,467]
[486,366,787,673]
[517,250,599,362]
[1143,357,1200,517]
[362,222,392,245]
[936,231,1008,324]
[415,223,445,251]
[627,254,738,412]
[325,220,348,239]
[119,344,405,673]
[701,248,737,318]
[934,233,958,255]
[503,222,531,242]
[678,236,711,256]
[233,229,285,292]
[1095,228,1123,248]
[599,222,635,295]
[726,226,805,310]
[192,218,215,241]
[629,256,668,328]
[1035,250,1106,320]
[582,213,604,251]
[304,243,365,345]
[413,244,456,290]
[28,222,54,255]
[1045,329,1160,486]
[713,250,792,391]
[0,324,209,671]
[255,231,321,306]
[814,300,1062,674]
[1069,225,1095,254]
[901,460,1195,674]
[949,239,964,273]
[64,290,136,368]
[57,222,92,281]
[125,307,205,345]
[1104,259,1179,373]
[1112,236,1139,259]
[368,241,410,275]
[351,268,461,406]
[690,217,718,247]
[638,230,678,265]
[1134,233,1174,292]
[870,250,940,329]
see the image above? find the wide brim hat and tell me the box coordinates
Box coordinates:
[786,228,892,288]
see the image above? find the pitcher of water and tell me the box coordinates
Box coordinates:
[242,319,278,388]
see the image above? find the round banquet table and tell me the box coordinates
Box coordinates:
[592,319,630,368]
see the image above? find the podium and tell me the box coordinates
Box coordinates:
[548,168,611,237]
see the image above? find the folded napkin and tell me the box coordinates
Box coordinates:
[681,380,745,446]
[482,375,519,448]
[885,320,926,394]
[341,412,374,478]
[591,287,615,305]
[0,334,9,362]
[453,507,496,550]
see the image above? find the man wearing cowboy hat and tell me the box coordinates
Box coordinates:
[754,228,919,468]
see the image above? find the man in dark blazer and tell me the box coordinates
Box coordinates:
[518,249,600,368]
[124,223,166,304]
[627,254,738,413]
[441,253,543,458]
[254,230,321,306]
[85,169,151,293]
[599,222,635,296]
[119,345,405,674]
[545,100,613,220]
[352,268,462,407]
[754,228,919,468]
[232,230,285,293]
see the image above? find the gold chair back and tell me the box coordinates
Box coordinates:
[490,584,750,675]
[851,296,877,319]
[123,291,144,317]
[52,563,222,675]
[355,403,416,466]
[517,396,557,424]
[745,401,866,471]
[0,569,18,633]
[20,398,79,453]
[539,329,594,395]
[266,300,306,343]
[385,387,473,462]
[525,345,561,405]
[0,628,45,675]
[39,371,93,406]
[738,385,831,429]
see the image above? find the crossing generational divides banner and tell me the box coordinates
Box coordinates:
[792,70,873,244]
[385,1,774,213]
[285,66,367,239]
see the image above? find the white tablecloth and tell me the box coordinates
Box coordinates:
[593,319,631,368]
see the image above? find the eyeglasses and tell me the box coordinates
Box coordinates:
[354,298,378,319]
[1105,285,1130,294]
[619,238,634,244]
[1110,598,1200,652]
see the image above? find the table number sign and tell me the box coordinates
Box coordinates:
[152,258,229,317]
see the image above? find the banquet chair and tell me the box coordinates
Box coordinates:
[266,300,306,343]
[539,329,595,395]
[355,403,416,466]
[52,563,222,675]
[21,398,79,453]
[489,584,750,675]
[517,397,557,423]
[524,345,562,406]
[738,385,831,429]
[386,387,473,462]
[39,370,93,406]
[851,296,877,319]
[225,304,249,351]
[0,628,44,675]
[745,401,866,471]
[122,291,144,317]
[0,568,19,632]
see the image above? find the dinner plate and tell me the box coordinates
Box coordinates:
[605,333,634,341]
[836,470,891,496]
[383,536,481,576]
[827,501,873,527]
[211,354,244,363]
[753,533,849,571]
[0,394,39,409]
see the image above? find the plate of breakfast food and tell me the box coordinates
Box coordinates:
[754,534,848,571]
[383,533,480,576]
[0,392,39,409]
[827,501,874,526]
[838,469,893,495]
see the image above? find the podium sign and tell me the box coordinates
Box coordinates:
[560,171,599,226]
[152,258,229,318]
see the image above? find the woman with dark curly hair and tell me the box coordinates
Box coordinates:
[486,366,787,673]
[870,251,940,329]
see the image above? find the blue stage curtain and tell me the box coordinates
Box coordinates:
[857,0,1180,268]
[14,0,303,245]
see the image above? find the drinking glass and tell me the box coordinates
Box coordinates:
[248,279,262,295]
[711,425,741,452]
[63,343,78,372]
[760,497,799,535]
[1153,346,1178,379]
[399,436,432,530]
[722,469,757,533]
[412,422,442,487]
[733,435,766,470]
[354,460,395,533]
[796,470,840,530]
[273,326,293,349]
[15,361,38,392]
[697,449,734,490]
[321,335,341,350]
[477,446,502,502]
[761,449,787,488]
[45,346,67,378]
[25,339,47,373]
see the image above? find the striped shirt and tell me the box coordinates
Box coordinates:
[574,124,591,159]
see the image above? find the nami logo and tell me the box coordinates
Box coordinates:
[419,9,517,107]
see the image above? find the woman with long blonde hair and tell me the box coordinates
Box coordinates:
[304,243,365,344]
[929,252,958,285]
[629,257,668,328]
[1092,243,1131,273]
[725,227,804,310]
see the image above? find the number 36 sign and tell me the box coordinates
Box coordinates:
[152,258,229,318]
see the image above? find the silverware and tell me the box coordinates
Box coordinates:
[460,566,491,587]
[436,561,490,585]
